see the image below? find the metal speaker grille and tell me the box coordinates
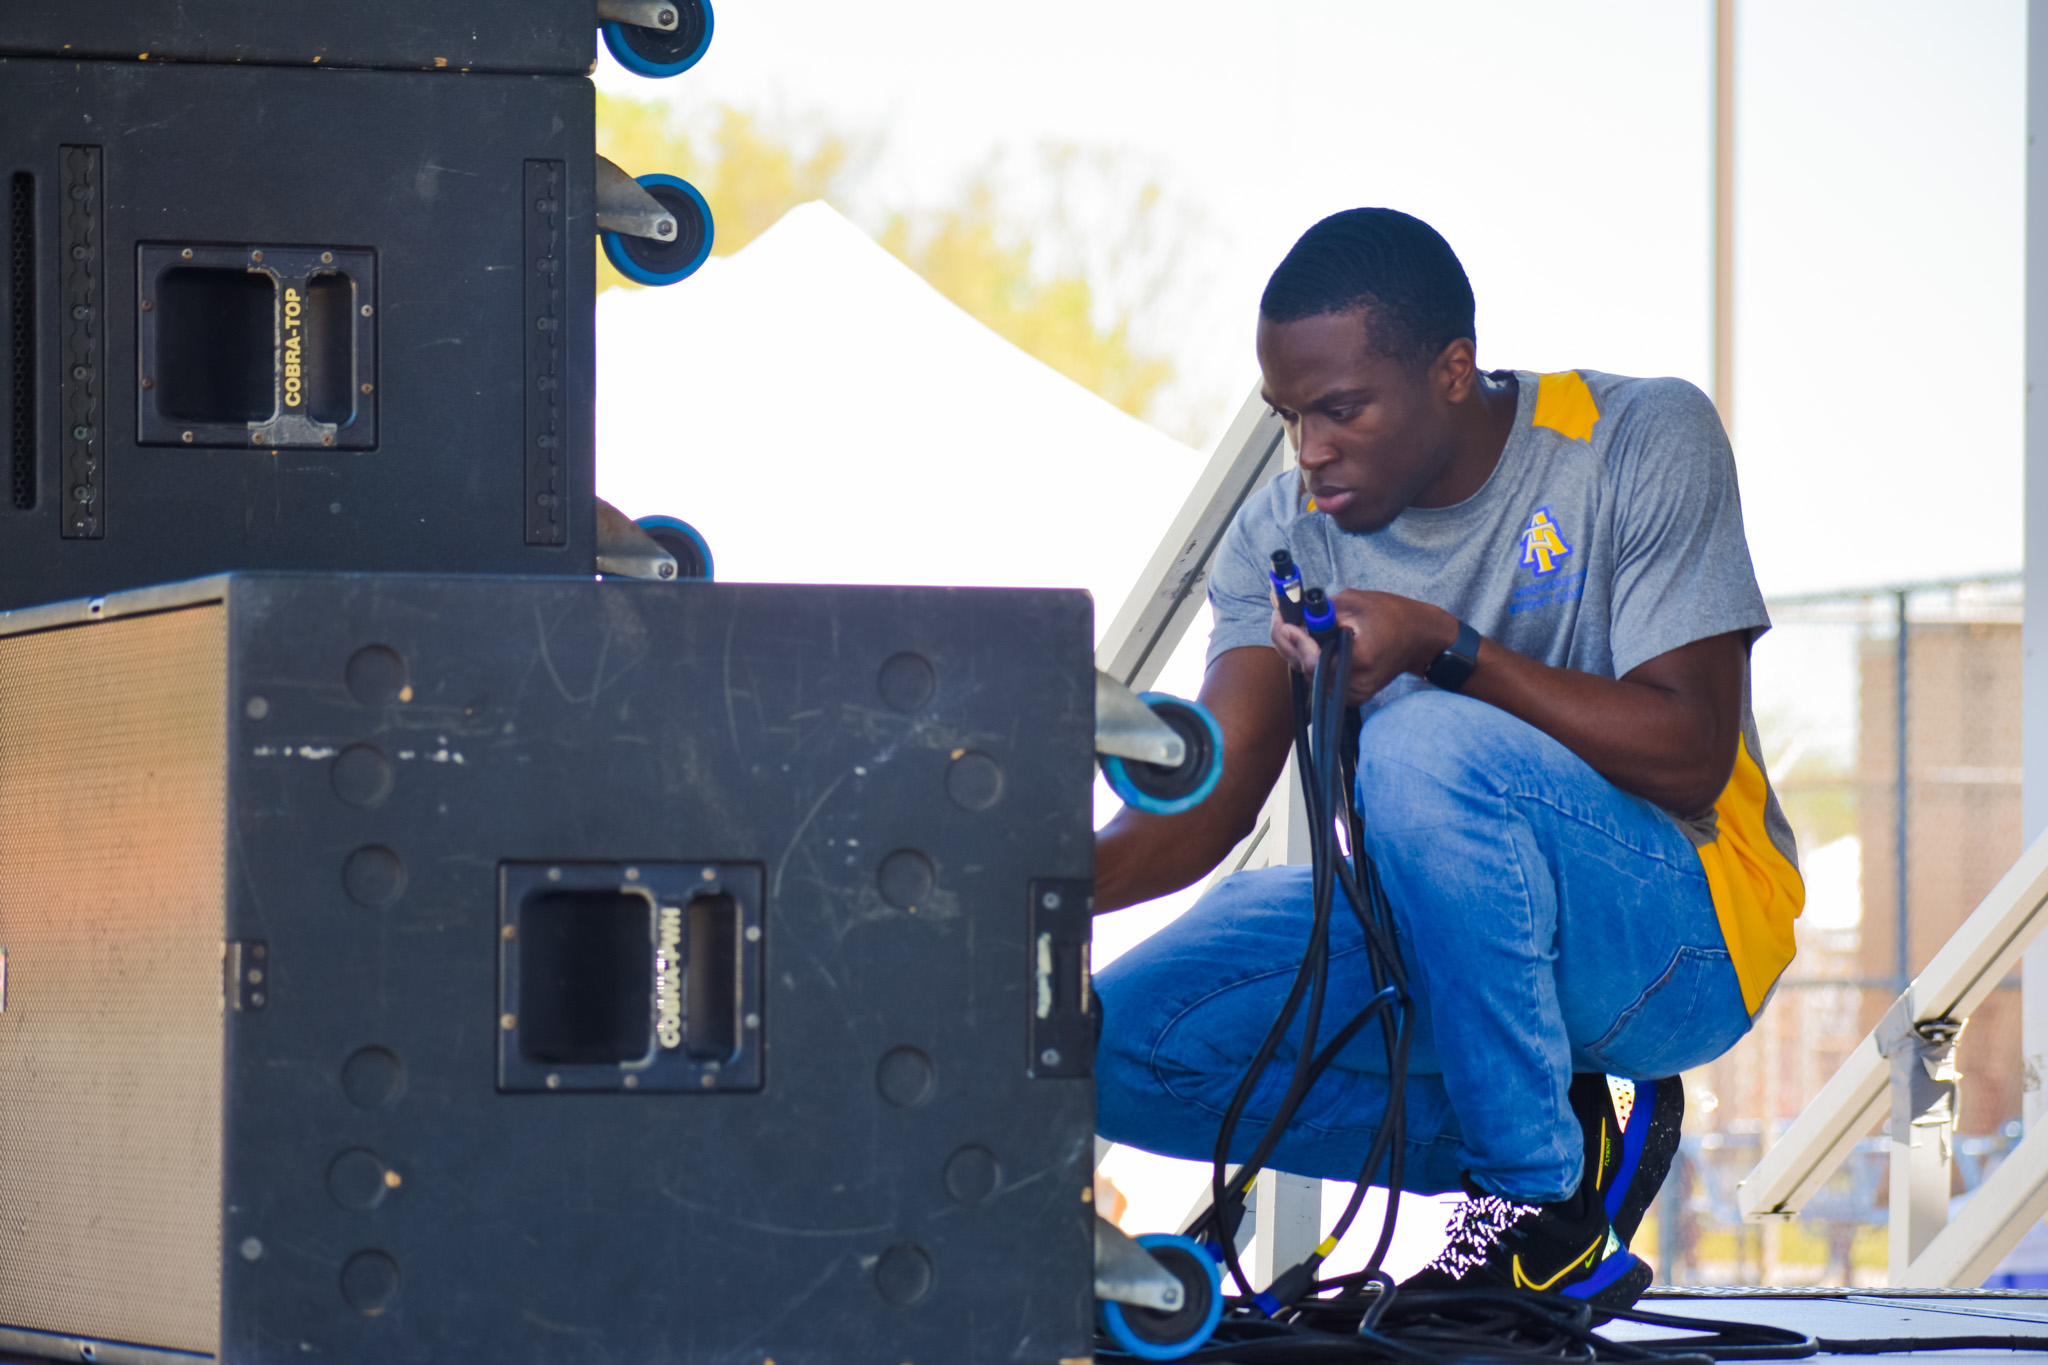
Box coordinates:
[0,604,227,1355]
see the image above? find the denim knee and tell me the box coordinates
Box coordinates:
[1093,948,1198,1149]
[1352,690,1510,832]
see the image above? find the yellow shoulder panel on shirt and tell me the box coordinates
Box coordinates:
[1532,371,1600,441]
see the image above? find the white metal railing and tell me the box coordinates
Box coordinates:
[1737,825,2048,1283]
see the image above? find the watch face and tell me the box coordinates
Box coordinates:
[1427,629,1480,692]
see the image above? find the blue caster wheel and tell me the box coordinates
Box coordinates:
[1098,1233,1223,1360]
[601,175,714,286]
[1101,694,1223,816]
[602,0,714,77]
[635,514,714,580]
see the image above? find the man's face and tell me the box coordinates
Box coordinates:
[1256,307,1459,534]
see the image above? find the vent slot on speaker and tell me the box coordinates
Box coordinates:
[300,272,354,425]
[154,267,275,424]
[7,172,31,511]
[498,861,764,1093]
[136,243,378,450]
[684,892,739,1063]
[516,888,657,1066]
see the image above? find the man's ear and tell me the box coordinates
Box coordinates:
[1432,337,1479,403]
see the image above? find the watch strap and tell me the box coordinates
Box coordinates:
[1424,619,1482,692]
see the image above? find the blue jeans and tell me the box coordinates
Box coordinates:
[1096,690,1754,1203]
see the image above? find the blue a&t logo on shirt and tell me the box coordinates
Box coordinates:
[1520,507,1573,576]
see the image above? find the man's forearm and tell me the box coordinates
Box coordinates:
[1095,804,1246,912]
[1280,592,1747,821]
[1458,632,1745,818]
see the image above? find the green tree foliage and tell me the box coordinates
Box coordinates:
[596,95,1178,424]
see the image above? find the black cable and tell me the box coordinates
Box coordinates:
[1223,643,1351,1185]
[1195,640,1348,1294]
[1191,625,1421,1309]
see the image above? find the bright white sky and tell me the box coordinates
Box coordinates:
[601,0,2029,598]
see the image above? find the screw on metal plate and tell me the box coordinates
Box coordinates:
[224,941,268,1011]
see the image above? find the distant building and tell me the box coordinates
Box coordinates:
[1855,617,2023,1135]
[1664,583,2023,1285]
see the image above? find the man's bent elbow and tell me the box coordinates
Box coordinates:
[1665,747,1739,822]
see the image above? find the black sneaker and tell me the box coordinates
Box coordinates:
[1569,1073,1684,1246]
[1399,1186,1651,1309]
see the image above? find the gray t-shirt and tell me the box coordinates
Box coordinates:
[1206,368,1803,1012]
[1208,368,1766,685]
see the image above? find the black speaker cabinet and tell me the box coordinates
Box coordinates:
[0,2,599,75]
[0,573,1097,1365]
[0,58,598,611]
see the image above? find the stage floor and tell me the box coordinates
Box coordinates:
[1602,1287,2048,1359]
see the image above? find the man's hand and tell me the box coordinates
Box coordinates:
[1269,589,1458,705]
[1271,587,1748,819]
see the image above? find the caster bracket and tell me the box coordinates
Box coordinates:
[1095,1215,1186,1312]
[1096,671,1187,767]
[596,156,681,244]
[597,0,681,31]
[596,499,680,580]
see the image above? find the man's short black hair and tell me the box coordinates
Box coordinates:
[1259,208,1476,370]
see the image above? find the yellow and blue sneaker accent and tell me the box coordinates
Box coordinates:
[1399,1183,1651,1310]
[1570,1072,1685,1246]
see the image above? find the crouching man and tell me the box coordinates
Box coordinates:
[1093,208,1802,1307]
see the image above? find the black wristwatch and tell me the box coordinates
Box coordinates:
[1424,619,1482,692]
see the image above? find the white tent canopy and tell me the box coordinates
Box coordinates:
[596,200,1202,635]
